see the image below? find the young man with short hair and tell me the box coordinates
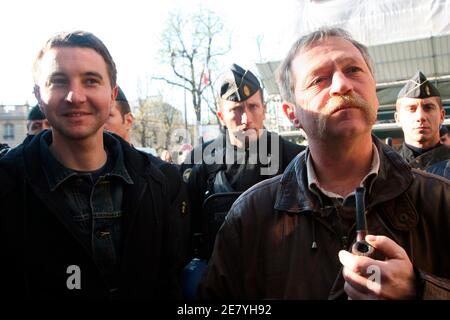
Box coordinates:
[395,71,449,179]
[185,64,304,259]
[104,86,134,143]
[0,31,188,298]
[27,103,50,136]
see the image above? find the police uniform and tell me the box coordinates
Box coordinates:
[186,64,305,259]
[395,71,450,179]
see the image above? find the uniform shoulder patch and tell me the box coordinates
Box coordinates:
[182,168,192,183]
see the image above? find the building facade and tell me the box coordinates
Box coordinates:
[0,104,29,147]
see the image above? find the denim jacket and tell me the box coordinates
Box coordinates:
[0,130,189,299]
[40,131,133,289]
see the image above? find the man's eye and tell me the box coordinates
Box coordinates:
[85,78,100,85]
[348,66,362,73]
[311,77,325,85]
[50,78,68,86]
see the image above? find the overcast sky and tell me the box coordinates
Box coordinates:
[0,0,298,122]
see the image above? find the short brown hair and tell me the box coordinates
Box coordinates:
[277,27,373,103]
[115,100,132,118]
[33,30,117,88]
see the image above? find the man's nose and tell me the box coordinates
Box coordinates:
[65,82,87,104]
[414,105,427,122]
[241,111,248,125]
[329,72,353,96]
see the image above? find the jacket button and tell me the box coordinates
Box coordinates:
[96,229,111,239]
[399,213,409,222]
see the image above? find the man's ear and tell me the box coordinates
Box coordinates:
[282,102,302,128]
[216,110,226,126]
[111,86,118,105]
[112,86,118,100]
[43,119,51,129]
[124,112,134,131]
[282,102,297,121]
[394,111,400,124]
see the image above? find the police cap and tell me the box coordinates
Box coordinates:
[220,64,261,102]
[28,104,46,121]
[116,86,128,102]
[397,71,440,99]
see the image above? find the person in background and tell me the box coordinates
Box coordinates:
[0,30,188,298]
[178,143,193,165]
[104,86,133,143]
[1,104,51,159]
[27,103,50,135]
[198,27,450,300]
[161,149,173,163]
[185,64,304,260]
[102,85,191,293]
[394,71,449,179]
[440,125,450,147]
[104,86,191,278]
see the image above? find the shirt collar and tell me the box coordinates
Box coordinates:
[307,143,380,200]
[40,131,133,191]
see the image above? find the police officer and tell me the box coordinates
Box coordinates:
[186,63,305,259]
[440,125,450,147]
[1,104,51,158]
[394,71,449,179]
[27,104,50,136]
[104,86,134,143]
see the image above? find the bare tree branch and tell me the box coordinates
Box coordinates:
[152,76,187,90]
[132,96,184,152]
[156,8,231,125]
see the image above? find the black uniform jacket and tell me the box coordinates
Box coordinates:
[397,143,450,179]
[186,132,304,238]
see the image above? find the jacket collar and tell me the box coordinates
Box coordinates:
[399,142,450,167]
[306,143,380,200]
[203,130,283,175]
[20,130,164,255]
[38,131,133,191]
[275,135,414,214]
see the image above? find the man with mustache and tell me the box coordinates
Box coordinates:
[394,71,449,179]
[185,64,304,260]
[198,28,450,299]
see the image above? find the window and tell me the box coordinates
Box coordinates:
[3,123,14,140]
